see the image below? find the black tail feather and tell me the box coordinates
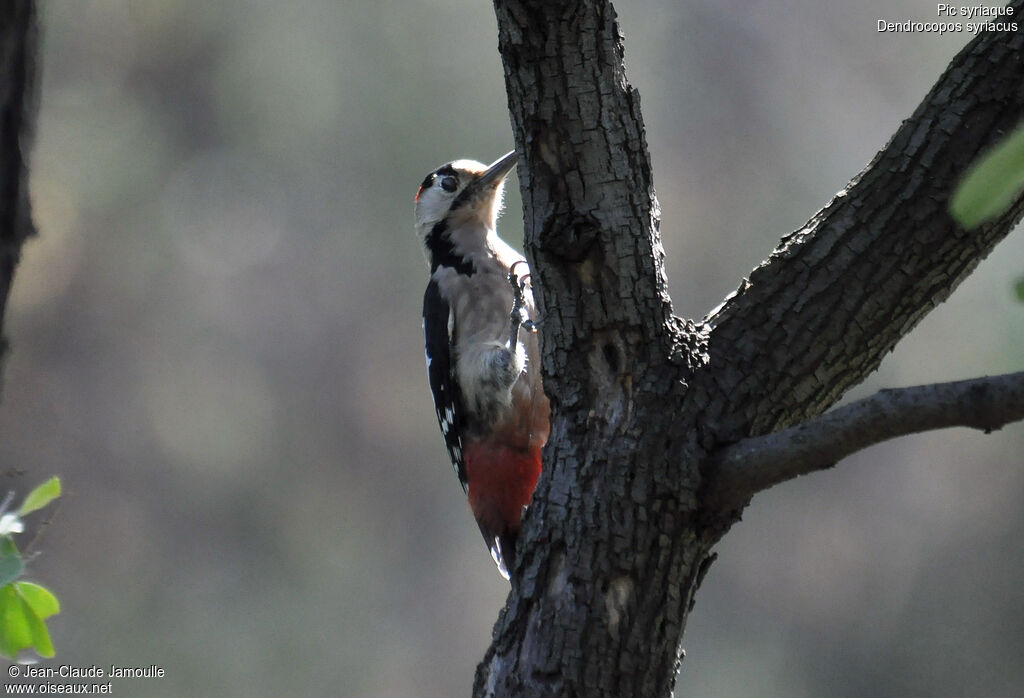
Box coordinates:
[482,527,519,581]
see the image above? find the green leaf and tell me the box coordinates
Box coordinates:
[1015,276,1024,303]
[0,584,31,659]
[16,588,54,658]
[0,582,60,659]
[0,538,23,587]
[950,125,1024,229]
[18,477,61,517]
[15,582,59,619]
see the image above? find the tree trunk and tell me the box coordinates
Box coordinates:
[0,0,38,380]
[476,2,1024,696]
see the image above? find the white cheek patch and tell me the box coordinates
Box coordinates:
[416,188,453,227]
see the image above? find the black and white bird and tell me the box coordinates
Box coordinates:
[414,151,550,578]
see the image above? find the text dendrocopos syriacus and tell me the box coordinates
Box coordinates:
[414,151,550,579]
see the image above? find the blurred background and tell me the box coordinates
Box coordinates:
[2,0,1021,695]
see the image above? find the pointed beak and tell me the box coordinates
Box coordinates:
[473,150,518,191]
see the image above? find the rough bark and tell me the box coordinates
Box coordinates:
[0,0,37,380]
[475,2,1024,696]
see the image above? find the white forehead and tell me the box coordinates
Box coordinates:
[449,159,486,173]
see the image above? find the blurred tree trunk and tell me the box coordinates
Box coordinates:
[0,0,37,384]
[475,2,1024,696]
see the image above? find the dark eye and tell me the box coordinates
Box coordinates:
[440,176,457,192]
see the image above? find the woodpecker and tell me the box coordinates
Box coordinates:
[414,151,550,579]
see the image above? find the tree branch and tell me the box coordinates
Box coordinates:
[693,12,1024,439]
[706,371,1024,508]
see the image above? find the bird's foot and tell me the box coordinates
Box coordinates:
[508,261,538,340]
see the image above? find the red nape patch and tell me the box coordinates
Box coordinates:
[414,186,424,202]
[464,441,542,541]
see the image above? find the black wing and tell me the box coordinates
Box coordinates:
[422,279,467,490]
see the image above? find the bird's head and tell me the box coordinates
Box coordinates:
[414,151,518,249]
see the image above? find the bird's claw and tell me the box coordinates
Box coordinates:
[508,261,539,345]
[508,260,530,288]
